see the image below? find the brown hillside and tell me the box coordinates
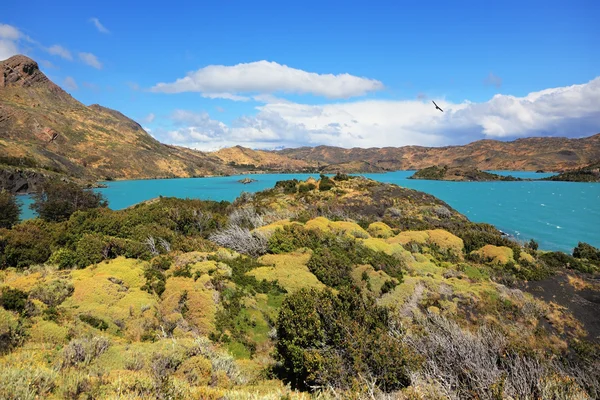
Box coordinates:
[0,55,233,183]
[211,145,316,172]
[278,134,600,171]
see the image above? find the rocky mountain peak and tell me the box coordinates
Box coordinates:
[0,55,50,88]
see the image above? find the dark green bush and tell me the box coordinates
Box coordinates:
[74,233,106,267]
[573,242,600,265]
[48,248,78,269]
[141,267,166,296]
[540,251,593,273]
[380,279,398,295]
[150,254,173,271]
[318,174,335,191]
[0,287,28,314]
[333,173,350,181]
[276,286,415,392]
[269,224,404,287]
[298,183,316,193]
[0,190,20,229]
[0,221,53,268]
[31,180,108,222]
[525,239,539,252]
[307,248,353,288]
[275,179,299,194]
[79,314,109,331]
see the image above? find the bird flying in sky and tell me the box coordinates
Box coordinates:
[432,100,444,112]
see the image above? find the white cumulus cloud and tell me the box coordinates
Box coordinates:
[151,76,600,151]
[47,44,73,60]
[151,60,384,99]
[0,23,23,60]
[89,17,110,34]
[79,52,102,69]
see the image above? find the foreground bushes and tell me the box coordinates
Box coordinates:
[275,286,416,392]
[405,312,599,399]
[31,180,108,222]
[573,242,600,266]
[268,224,404,288]
[0,190,20,229]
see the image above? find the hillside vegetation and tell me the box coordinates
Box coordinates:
[409,165,522,181]
[544,161,600,182]
[1,175,599,399]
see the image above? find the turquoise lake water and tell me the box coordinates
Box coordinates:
[16,171,599,253]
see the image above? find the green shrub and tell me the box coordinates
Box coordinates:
[74,233,106,267]
[150,254,173,270]
[0,221,53,268]
[525,239,539,252]
[275,179,299,194]
[141,267,166,296]
[540,251,593,273]
[573,242,600,265]
[79,314,109,331]
[0,190,20,229]
[298,183,316,193]
[307,248,353,288]
[318,174,335,191]
[31,180,108,222]
[0,287,28,314]
[380,279,398,295]
[333,173,350,181]
[48,248,77,269]
[269,224,404,286]
[29,280,74,307]
[276,286,415,392]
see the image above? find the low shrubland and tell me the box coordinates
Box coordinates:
[0,177,598,398]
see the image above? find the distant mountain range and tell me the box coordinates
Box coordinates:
[276,135,600,172]
[1,54,599,193]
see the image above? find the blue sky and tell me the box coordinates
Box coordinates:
[1,0,599,150]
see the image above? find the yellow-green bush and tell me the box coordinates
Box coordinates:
[367,222,394,238]
[472,245,514,265]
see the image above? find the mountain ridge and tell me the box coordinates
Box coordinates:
[0,55,236,188]
[275,133,600,171]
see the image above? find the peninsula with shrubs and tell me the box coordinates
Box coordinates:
[409,165,523,181]
[0,174,599,399]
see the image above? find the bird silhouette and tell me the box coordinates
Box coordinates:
[49,132,59,143]
[432,100,444,113]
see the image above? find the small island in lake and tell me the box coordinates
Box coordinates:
[542,161,600,182]
[409,165,523,181]
[238,177,258,184]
